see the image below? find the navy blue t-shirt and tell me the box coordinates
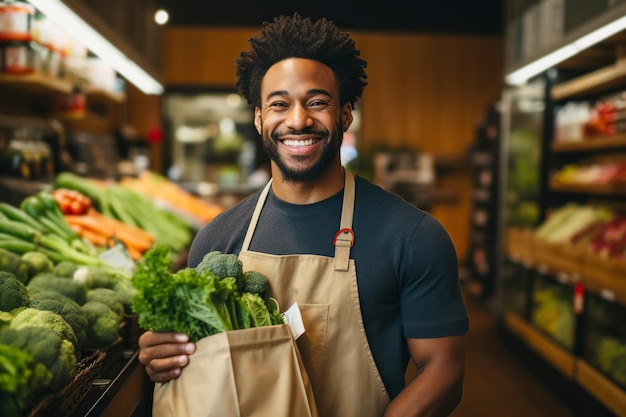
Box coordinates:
[188,175,469,399]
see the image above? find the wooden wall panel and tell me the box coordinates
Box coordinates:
[161,27,505,260]
[163,27,257,86]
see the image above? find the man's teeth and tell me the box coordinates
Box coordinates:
[283,139,315,147]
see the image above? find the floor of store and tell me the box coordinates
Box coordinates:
[451,291,575,417]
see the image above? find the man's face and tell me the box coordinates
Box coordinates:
[254,58,353,183]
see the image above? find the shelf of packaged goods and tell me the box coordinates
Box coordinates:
[576,359,626,417]
[552,134,626,153]
[549,179,626,196]
[503,312,576,379]
[551,57,626,101]
[0,72,74,95]
[0,73,125,105]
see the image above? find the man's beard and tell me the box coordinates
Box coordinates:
[262,121,343,183]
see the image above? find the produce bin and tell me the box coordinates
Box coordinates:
[530,271,576,352]
[580,293,626,392]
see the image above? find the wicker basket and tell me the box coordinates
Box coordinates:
[28,349,107,417]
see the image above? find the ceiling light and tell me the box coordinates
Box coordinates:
[154,9,169,25]
[27,0,164,95]
[505,14,626,86]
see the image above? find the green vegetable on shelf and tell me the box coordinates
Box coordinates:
[81,301,122,349]
[28,273,88,306]
[0,326,76,394]
[29,290,89,352]
[0,343,53,417]
[0,271,30,312]
[10,308,78,352]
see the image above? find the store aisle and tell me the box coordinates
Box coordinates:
[450,292,575,417]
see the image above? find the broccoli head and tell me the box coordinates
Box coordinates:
[86,288,125,319]
[0,343,53,417]
[81,301,122,349]
[0,311,13,328]
[27,274,87,305]
[0,272,30,312]
[53,261,80,278]
[0,249,28,284]
[11,308,79,352]
[0,326,76,394]
[20,251,54,281]
[196,251,244,289]
[112,278,137,314]
[29,290,89,352]
[241,270,270,301]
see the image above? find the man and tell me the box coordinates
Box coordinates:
[138,13,469,417]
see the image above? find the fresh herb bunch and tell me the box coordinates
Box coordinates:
[131,245,283,342]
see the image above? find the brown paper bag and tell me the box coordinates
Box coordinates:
[152,324,319,417]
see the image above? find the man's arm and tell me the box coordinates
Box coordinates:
[384,334,466,417]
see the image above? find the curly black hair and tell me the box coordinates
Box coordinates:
[235,13,368,109]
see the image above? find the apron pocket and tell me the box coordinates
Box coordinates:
[296,303,328,362]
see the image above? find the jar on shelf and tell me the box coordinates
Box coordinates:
[0,0,34,42]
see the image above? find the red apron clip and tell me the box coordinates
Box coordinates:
[333,228,354,247]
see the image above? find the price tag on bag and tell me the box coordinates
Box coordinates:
[282,302,305,339]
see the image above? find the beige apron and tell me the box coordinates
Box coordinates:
[238,171,390,417]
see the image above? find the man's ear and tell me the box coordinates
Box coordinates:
[254,107,262,135]
[342,103,353,132]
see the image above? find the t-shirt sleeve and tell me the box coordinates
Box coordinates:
[399,214,469,338]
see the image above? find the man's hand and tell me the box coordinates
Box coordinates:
[138,331,196,383]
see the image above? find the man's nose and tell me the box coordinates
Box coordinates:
[285,104,313,130]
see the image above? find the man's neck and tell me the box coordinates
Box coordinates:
[270,164,345,204]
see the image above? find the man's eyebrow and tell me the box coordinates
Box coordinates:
[264,89,333,101]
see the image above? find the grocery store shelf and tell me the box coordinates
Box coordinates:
[552,134,626,153]
[70,349,152,417]
[549,180,626,196]
[576,359,626,417]
[503,312,576,379]
[551,58,626,101]
[582,252,626,306]
[0,72,74,95]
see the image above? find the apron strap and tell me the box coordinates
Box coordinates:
[334,170,355,271]
[242,179,273,252]
[241,171,356,272]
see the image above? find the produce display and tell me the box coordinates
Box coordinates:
[119,171,224,228]
[552,162,626,186]
[0,170,222,416]
[532,284,575,350]
[533,202,626,260]
[53,172,193,254]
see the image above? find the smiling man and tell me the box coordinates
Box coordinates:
[138,13,469,417]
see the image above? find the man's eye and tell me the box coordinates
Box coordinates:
[269,102,288,109]
[309,100,328,108]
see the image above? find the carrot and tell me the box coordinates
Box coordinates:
[64,214,114,238]
[76,227,110,248]
[125,244,143,261]
[110,227,153,252]
[86,208,154,243]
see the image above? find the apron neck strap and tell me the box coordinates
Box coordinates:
[242,178,272,252]
[333,170,355,271]
[240,171,356,272]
